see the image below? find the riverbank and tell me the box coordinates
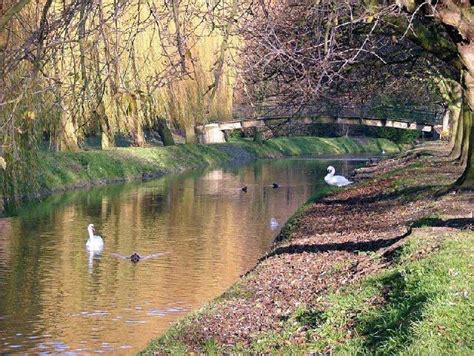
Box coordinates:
[0,136,400,209]
[142,143,473,354]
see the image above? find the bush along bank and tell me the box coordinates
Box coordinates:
[0,136,401,210]
[141,143,472,354]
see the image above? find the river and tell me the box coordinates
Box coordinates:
[0,157,367,353]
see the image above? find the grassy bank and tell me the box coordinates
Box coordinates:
[1,136,400,205]
[144,229,473,354]
[232,229,473,354]
[141,145,473,354]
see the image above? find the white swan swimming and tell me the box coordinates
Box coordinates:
[324,166,353,187]
[86,224,104,251]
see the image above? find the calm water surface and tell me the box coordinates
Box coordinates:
[0,158,364,353]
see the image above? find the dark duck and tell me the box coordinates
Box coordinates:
[111,252,167,263]
[130,253,141,263]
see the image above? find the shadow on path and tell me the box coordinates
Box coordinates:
[263,234,409,261]
[322,185,438,206]
[414,217,474,230]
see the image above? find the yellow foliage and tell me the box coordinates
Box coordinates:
[1,0,238,151]
[440,130,450,141]
[23,111,36,121]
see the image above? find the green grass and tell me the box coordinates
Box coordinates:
[2,136,399,204]
[36,144,229,191]
[142,323,190,355]
[140,299,226,355]
[242,230,474,355]
[230,136,401,158]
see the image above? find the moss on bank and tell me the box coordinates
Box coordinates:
[1,136,400,205]
[230,136,400,158]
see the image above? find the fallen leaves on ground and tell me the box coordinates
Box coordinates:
[165,144,467,351]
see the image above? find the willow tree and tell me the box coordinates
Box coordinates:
[0,0,240,204]
[1,0,238,150]
[239,0,473,189]
[0,0,56,201]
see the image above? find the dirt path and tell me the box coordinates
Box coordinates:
[149,144,470,352]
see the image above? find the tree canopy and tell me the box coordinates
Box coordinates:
[0,0,473,203]
[237,0,473,188]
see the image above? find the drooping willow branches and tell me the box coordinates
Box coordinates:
[1,0,472,204]
[0,0,242,202]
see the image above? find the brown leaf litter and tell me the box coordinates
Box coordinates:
[161,144,470,351]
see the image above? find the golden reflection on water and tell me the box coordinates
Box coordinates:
[0,159,360,353]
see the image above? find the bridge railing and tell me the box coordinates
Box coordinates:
[247,103,443,126]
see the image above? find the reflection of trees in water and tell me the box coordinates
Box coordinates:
[0,218,13,268]
[0,216,49,344]
[0,159,360,352]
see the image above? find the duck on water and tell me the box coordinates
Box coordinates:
[111,252,167,263]
[85,224,166,263]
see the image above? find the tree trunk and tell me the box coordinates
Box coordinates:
[156,117,175,146]
[184,126,196,144]
[130,109,144,148]
[97,0,117,150]
[459,104,471,166]
[457,40,474,189]
[254,130,264,144]
[128,122,145,147]
[450,102,464,160]
[442,109,449,133]
[57,112,80,151]
[95,103,115,150]
[205,0,238,118]
[100,132,111,150]
[170,0,187,74]
[456,104,473,190]
[437,77,462,151]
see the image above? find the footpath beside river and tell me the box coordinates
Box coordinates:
[0,137,399,210]
[143,142,473,354]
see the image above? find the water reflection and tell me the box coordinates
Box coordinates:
[270,217,279,231]
[0,158,364,353]
[87,249,103,273]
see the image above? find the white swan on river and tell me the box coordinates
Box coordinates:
[324,166,353,187]
[86,224,104,251]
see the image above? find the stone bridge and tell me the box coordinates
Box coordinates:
[195,104,444,144]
